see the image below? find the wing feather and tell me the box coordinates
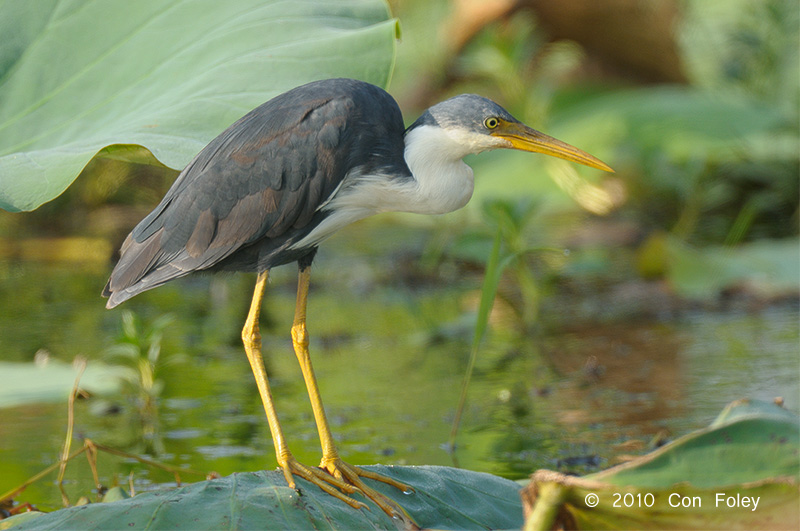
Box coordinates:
[104,79,407,308]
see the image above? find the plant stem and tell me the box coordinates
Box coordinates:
[448,227,504,461]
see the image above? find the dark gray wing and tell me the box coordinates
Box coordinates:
[103,79,406,308]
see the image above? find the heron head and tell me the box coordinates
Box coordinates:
[412,94,613,172]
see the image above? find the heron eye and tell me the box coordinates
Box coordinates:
[484,117,500,129]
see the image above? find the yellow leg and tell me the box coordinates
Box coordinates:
[241,271,364,509]
[291,266,414,521]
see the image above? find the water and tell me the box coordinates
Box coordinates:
[0,229,797,510]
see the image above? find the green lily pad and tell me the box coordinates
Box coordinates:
[523,399,800,530]
[0,512,44,530]
[636,233,800,299]
[0,360,123,409]
[2,466,524,530]
[0,0,398,212]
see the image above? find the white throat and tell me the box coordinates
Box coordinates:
[399,124,476,214]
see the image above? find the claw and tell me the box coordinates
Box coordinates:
[319,458,416,524]
[278,455,367,510]
[278,454,416,524]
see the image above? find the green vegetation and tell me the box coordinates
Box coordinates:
[100,311,182,454]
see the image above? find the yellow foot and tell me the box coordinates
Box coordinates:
[278,454,415,524]
[319,457,415,523]
[278,455,368,510]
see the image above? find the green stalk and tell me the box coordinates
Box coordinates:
[448,226,504,460]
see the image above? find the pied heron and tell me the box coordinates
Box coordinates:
[103,78,612,520]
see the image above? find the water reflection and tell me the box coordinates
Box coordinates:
[0,252,796,508]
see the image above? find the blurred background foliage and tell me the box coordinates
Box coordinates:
[0,0,797,511]
[386,0,799,327]
[389,0,798,243]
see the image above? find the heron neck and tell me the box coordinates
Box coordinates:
[399,125,475,215]
[288,126,476,251]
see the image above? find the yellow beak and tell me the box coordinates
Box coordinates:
[492,121,614,173]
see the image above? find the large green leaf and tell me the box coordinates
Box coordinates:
[523,399,800,530]
[0,0,398,212]
[2,466,524,530]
